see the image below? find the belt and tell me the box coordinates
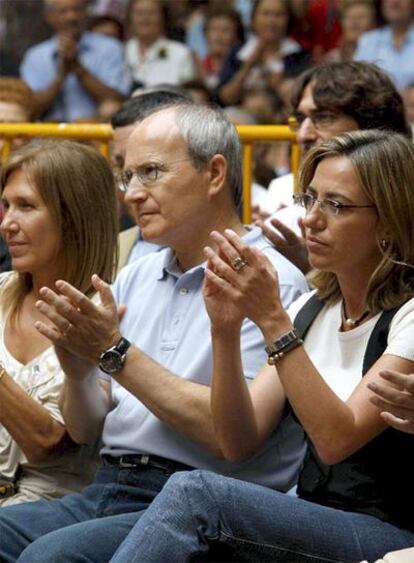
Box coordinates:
[102,453,193,474]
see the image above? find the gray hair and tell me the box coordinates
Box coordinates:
[174,104,243,208]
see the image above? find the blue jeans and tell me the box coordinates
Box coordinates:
[0,464,172,562]
[110,470,414,563]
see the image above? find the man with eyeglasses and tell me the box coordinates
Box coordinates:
[257,61,411,273]
[0,102,308,563]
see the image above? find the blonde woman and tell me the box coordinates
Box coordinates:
[0,140,118,505]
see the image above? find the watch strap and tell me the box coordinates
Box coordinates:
[115,337,131,356]
[265,328,303,365]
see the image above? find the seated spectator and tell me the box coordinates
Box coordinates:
[0,102,307,562]
[20,0,130,122]
[289,0,341,62]
[324,0,378,63]
[197,6,244,92]
[110,86,191,268]
[125,0,195,90]
[354,0,414,90]
[217,0,310,106]
[0,140,118,506]
[258,61,410,234]
[109,130,414,562]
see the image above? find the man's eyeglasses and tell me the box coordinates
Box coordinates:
[288,110,340,133]
[293,193,376,217]
[116,158,191,191]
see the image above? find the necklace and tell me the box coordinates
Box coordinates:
[342,301,370,327]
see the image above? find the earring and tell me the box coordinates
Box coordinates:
[381,239,388,250]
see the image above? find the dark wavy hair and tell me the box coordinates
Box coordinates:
[291,62,411,138]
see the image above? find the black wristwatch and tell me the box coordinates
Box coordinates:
[99,337,131,375]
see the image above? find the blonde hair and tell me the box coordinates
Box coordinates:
[0,140,119,318]
[300,130,414,312]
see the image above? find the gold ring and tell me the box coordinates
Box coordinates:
[232,256,248,271]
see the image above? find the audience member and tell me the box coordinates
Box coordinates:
[354,0,414,91]
[124,0,195,90]
[324,0,377,63]
[258,62,411,275]
[0,102,308,562]
[217,0,310,106]
[0,140,118,506]
[289,0,342,62]
[20,0,130,121]
[109,130,414,562]
[110,87,191,268]
[263,61,410,214]
[197,6,244,92]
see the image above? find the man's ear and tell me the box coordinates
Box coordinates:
[206,154,227,198]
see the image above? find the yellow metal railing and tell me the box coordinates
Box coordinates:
[236,125,299,223]
[0,123,299,224]
[0,123,112,162]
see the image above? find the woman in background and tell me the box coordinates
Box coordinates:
[218,0,310,105]
[125,0,195,90]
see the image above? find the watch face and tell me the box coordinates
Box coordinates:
[100,350,122,374]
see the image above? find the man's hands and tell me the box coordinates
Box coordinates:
[35,274,122,367]
[57,32,79,73]
[257,217,310,274]
[368,370,414,434]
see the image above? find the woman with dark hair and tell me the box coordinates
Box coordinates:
[111,130,414,562]
[125,0,195,90]
[0,140,118,505]
[217,0,310,106]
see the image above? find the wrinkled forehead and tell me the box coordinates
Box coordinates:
[124,109,186,167]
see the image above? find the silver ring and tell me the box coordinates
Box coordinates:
[232,256,248,271]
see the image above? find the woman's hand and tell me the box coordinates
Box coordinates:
[203,229,287,338]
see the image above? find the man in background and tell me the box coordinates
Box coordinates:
[20,0,130,121]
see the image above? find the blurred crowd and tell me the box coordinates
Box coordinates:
[1,0,413,217]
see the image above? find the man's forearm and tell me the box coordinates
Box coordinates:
[34,74,66,117]
[113,346,223,457]
[60,374,110,446]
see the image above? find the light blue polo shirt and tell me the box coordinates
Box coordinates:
[20,32,131,121]
[354,24,414,91]
[101,227,308,490]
